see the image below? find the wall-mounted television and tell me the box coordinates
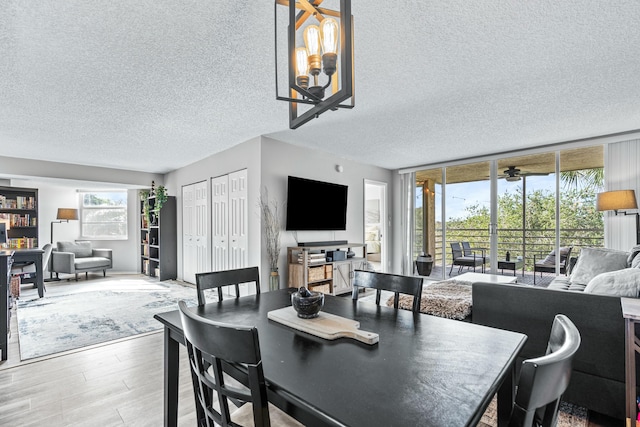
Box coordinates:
[285,176,348,231]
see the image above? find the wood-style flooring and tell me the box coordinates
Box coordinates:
[0,281,625,427]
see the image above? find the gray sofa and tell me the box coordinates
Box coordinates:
[51,241,113,281]
[472,246,640,420]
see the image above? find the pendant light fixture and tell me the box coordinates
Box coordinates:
[275,0,354,129]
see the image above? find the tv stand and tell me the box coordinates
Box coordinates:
[298,240,348,247]
[287,243,367,296]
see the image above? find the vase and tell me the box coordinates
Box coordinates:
[269,268,280,291]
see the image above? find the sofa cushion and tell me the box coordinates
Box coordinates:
[547,277,587,292]
[584,268,640,297]
[569,247,630,285]
[57,241,92,258]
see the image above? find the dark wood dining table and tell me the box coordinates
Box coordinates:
[154,288,527,427]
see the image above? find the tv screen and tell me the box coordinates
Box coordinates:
[285,176,348,230]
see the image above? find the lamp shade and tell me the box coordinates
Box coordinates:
[57,208,79,221]
[596,190,638,212]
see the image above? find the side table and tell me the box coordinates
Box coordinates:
[497,259,525,276]
[621,297,640,427]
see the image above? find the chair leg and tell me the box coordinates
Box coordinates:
[103,269,106,277]
[75,273,78,281]
[85,272,88,279]
[449,264,454,275]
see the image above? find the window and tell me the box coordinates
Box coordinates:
[80,191,127,239]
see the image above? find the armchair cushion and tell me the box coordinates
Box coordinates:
[540,246,572,265]
[57,241,92,257]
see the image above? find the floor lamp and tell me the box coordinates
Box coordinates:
[596,190,640,245]
[48,208,79,281]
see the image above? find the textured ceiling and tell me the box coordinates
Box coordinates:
[1,1,639,174]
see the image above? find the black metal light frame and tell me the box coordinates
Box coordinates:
[275,0,354,129]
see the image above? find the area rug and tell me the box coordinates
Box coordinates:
[16,279,199,360]
[387,279,473,319]
[478,397,588,426]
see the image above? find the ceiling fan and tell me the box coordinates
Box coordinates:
[499,166,549,182]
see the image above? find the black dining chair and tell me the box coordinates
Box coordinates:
[177,301,302,427]
[352,270,424,313]
[195,267,261,306]
[508,314,581,426]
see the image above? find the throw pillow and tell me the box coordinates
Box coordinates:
[632,252,640,269]
[584,268,640,297]
[570,247,630,285]
[541,246,571,265]
[628,245,640,265]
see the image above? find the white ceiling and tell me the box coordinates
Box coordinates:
[1,1,639,174]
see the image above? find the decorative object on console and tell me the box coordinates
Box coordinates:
[0,220,7,245]
[259,189,282,291]
[596,189,640,244]
[274,0,354,129]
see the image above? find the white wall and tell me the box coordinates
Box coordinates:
[259,137,395,284]
[605,139,640,250]
[164,137,262,282]
[7,178,141,273]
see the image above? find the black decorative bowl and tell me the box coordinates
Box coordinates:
[291,290,324,319]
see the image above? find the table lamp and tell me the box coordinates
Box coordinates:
[596,190,639,244]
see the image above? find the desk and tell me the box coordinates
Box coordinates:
[621,297,640,427]
[155,289,527,427]
[11,248,44,298]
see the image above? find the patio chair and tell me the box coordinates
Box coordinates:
[449,242,484,275]
[461,241,487,268]
[533,246,573,285]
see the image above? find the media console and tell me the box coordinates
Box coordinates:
[287,243,367,296]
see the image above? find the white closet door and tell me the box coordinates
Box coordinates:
[194,181,209,276]
[229,169,248,269]
[182,184,196,283]
[211,175,229,271]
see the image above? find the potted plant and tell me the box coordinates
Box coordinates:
[259,190,281,291]
[140,189,150,227]
[155,185,168,212]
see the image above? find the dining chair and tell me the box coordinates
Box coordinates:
[352,270,424,313]
[195,267,261,306]
[508,314,581,426]
[177,301,302,427]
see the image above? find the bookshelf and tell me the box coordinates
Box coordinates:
[140,192,176,281]
[0,186,38,249]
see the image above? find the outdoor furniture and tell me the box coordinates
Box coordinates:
[449,242,485,275]
[352,270,424,313]
[195,266,261,306]
[177,301,302,427]
[497,258,524,276]
[155,288,527,427]
[533,246,573,285]
[508,314,581,426]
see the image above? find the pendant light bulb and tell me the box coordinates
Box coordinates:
[320,18,339,55]
[320,18,339,76]
[295,47,309,89]
[303,25,321,76]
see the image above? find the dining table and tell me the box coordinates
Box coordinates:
[154,288,527,427]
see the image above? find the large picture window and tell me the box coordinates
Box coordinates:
[80,191,127,239]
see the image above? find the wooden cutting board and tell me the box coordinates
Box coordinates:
[267,306,379,345]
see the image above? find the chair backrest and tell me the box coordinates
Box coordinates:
[450,242,463,260]
[195,267,261,306]
[559,246,573,266]
[461,241,473,256]
[42,243,53,270]
[178,301,270,427]
[510,314,581,427]
[352,270,424,313]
